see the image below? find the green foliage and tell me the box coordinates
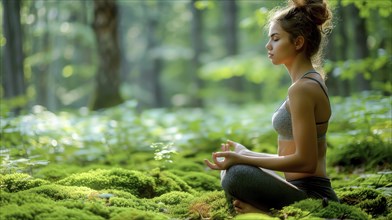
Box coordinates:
[1,92,391,219]
[338,187,389,217]
[328,92,392,171]
[0,173,49,193]
[110,208,169,220]
[277,199,370,220]
[28,184,96,201]
[188,191,231,220]
[153,191,195,217]
[149,168,194,196]
[234,213,279,220]
[181,171,221,191]
[0,202,105,220]
[57,168,156,198]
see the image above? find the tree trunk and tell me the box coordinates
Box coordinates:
[1,0,26,115]
[91,0,123,110]
[190,0,204,107]
[138,2,164,109]
[349,4,371,92]
[222,0,244,99]
[326,0,350,96]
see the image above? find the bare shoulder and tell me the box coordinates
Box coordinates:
[288,80,318,101]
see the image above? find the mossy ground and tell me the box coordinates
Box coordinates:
[0,154,390,220]
[1,95,390,219]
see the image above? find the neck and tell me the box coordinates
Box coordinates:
[285,55,314,83]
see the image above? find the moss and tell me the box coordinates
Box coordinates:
[337,187,388,216]
[153,191,195,218]
[234,213,280,220]
[153,191,194,205]
[0,202,105,220]
[277,199,370,220]
[57,168,155,198]
[0,190,52,206]
[28,184,97,200]
[0,173,49,193]
[188,191,231,220]
[109,197,159,212]
[110,208,169,220]
[181,171,221,191]
[34,164,81,182]
[149,168,194,196]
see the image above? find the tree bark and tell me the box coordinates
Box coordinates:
[190,0,204,107]
[91,0,123,110]
[222,0,244,98]
[349,4,371,92]
[1,0,26,115]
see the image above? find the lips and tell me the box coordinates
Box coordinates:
[268,53,273,58]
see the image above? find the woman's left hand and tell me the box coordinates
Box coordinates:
[204,150,240,170]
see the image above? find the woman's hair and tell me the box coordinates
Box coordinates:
[269,0,333,73]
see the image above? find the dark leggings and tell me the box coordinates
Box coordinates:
[221,165,339,211]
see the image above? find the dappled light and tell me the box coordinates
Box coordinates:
[1,0,391,219]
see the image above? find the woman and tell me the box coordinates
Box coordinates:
[204,0,339,214]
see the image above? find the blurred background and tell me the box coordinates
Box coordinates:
[1,0,391,114]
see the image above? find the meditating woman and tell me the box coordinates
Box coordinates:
[204,0,339,214]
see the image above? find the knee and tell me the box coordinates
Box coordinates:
[221,165,258,192]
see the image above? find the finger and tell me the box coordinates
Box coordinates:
[227,140,237,147]
[223,143,229,151]
[213,151,228,158]
[204,159,220,170]
[212,153,223,165]
[221,143,226,151]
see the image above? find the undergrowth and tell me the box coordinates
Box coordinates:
[0,92,391,219]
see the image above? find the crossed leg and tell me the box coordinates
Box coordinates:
[221,164,307,215]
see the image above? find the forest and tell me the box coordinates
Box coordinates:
[0,0,391,219]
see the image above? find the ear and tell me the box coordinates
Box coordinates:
[294,36,305,50]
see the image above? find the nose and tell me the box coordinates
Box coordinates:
[265,40,271,50]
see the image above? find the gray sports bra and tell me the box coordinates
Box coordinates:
[272,71,330,141]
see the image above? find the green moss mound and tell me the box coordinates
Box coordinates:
[0,203,105,220]
[0,173,49,193]
[181,171,221,191]
[277,199,370,220]
[188,191,231,219]
[338,187,389,217]
[57,168,155,198]
[149,168,194,196]
[153,191,195,217]
[110,208,169,220]
[234,213,279,220]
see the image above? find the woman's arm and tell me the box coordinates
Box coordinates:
[205,83,318,173]
[226,140,277,158]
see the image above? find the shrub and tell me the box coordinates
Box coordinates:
[0,173,49,193]
[57,168,156,198]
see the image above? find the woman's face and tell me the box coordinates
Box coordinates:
[265,22,297,65]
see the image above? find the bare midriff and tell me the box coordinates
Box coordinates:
[278,139,328,181]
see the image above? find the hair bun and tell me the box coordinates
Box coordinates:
[290,0,331,26]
